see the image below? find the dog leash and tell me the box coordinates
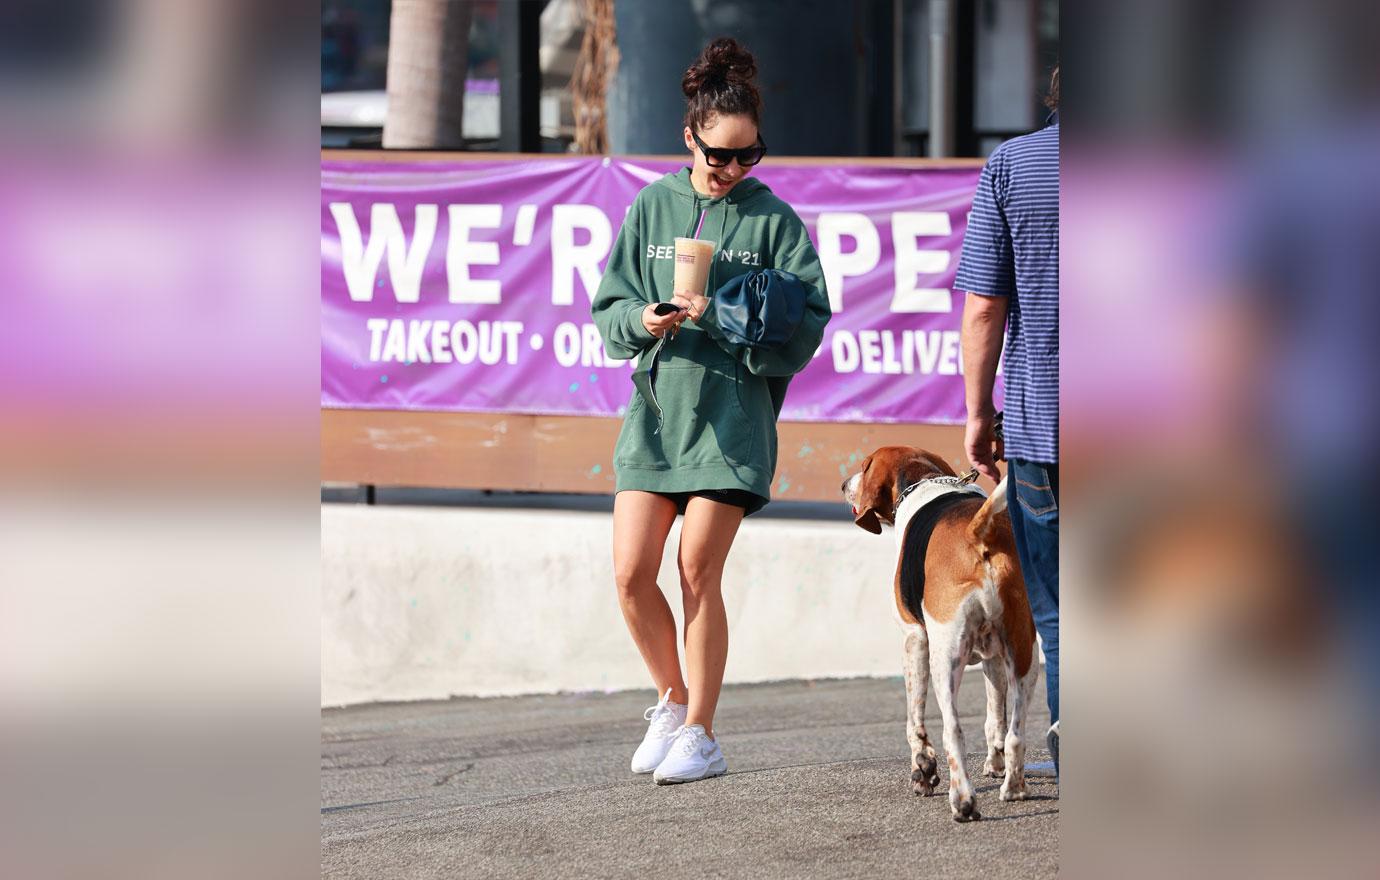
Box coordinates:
[953,410,1005,484]
[897,411,1003,507]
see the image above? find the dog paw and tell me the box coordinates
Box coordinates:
[1000,785,1029,802]
[911,753,940,795]
[951,798,982,822]
[982,758,1005,777]
[910,768,937,796]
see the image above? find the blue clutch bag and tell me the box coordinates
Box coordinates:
[710,268,806,350]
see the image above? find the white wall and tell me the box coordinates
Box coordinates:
[321,504,906,706]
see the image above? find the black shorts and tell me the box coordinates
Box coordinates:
[653,488,761,515]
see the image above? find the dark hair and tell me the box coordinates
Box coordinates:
[1044,65,1059,112]
[681,37,762,133]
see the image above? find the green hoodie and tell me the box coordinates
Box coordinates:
[591,168,832,515]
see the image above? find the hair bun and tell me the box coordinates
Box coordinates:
[681,37,763,132]
[681,37,757,99]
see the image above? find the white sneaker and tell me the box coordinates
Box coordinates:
[630,689,688,774]
[653,724,727,785]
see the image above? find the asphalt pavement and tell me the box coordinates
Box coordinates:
[322,676,1058,879]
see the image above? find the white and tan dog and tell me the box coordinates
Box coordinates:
[842,446,1039,822]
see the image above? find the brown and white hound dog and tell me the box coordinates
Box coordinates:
[842,446,1039,821]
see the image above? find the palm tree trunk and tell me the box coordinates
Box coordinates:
[572,0,619,154]
[384,0,474,149]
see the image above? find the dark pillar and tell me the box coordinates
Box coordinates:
[498,0,543,152]
[610,0,869,157]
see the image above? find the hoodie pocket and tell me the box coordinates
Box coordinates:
[734,364,773,459]
[630,362,756,468]
[614,391,662,469]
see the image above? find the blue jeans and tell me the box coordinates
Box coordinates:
[1007,459,1059,726]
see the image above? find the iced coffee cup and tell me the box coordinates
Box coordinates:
[673,237,717,300]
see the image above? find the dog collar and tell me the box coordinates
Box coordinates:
[893,471,982,519]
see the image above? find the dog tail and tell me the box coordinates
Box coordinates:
[967,475,1009,547]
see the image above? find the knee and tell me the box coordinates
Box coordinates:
[677,557,723,603]
[614,561,657,601]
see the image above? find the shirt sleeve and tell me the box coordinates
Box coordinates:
[698,222,832,377]
[590,195,659,360]
[953,150,1015,297]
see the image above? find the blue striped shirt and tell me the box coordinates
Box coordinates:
[954,122,1059,463]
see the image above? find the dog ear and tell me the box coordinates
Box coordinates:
[854,507,883,534]
[852,455,891,534]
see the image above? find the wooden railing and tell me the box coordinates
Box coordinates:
[321,409,967,502]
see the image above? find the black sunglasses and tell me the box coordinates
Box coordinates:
[691,129,767,167]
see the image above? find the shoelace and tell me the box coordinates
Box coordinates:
[642,689,681,736]
[669,725,706,759]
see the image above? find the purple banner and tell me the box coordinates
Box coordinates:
[322,156,997,423]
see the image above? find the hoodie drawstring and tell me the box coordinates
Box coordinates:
[714,208,728,295]
[647,184,731,433]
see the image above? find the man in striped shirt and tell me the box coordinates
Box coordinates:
[954,68,1060,775]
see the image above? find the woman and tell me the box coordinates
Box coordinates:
[590,36,832,784]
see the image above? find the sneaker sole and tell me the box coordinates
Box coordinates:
[653,762,728,785]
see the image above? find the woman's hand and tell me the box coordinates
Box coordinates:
[641,300,688,338]
[683,294,710,322]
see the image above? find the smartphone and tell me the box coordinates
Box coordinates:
[653,302,682,316]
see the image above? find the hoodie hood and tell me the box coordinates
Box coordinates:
[655,167,772,206]
[653,167,773,249]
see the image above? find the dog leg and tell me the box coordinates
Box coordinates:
[1000,643,1039,801]
[929,622,980,821]
[903,627,940,795]
[982,657,1008,777]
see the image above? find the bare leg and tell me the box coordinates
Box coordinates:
[677,495,744,740]
[613,491,685,703]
